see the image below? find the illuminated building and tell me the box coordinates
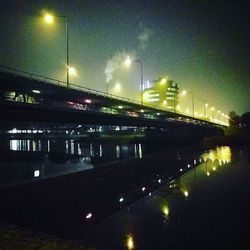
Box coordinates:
[143,78,179,112]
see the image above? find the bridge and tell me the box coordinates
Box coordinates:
[0,66,224,140]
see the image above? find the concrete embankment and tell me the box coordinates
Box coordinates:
[202,127,250,147]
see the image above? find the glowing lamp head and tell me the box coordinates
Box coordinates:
[114,82,121,92]
[124,57,132,67]
[68,66,77,76]
[44,13,54,24]
[160,78,167,84]
[181,90,187,95]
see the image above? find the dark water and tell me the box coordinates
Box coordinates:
[0,139,250,249]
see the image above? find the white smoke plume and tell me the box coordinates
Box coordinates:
[138,28,153,50]
[105,51,131,83]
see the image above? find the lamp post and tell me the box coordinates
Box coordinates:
[182,90,195,117]
[211,107,215,123]
[44,13,70,88]
[217,110,221,124]
[198,98,207,119]
[125,57,144,105]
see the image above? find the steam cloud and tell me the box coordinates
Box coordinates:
[138,28,153,50]
[105,51,130,83]
[104,27,153,84]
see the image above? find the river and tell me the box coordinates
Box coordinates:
[0,138,249,249]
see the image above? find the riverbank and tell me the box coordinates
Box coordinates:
[202,127,250,147]
[0,223,96,250]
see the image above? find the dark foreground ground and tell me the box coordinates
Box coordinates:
[0,223,96,250]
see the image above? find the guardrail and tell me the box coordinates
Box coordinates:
[0,65,228,127]
[0,65,172,112]
[0,65,141,104]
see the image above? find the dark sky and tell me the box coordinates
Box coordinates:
[0,0,249,115]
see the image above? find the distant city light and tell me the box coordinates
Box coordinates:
[142,187,146,192]
[158,179,162,184]
[184,190,189,197]
[119,197,124,203]
[34,170,40,177]
[32,89,40,94]
[207,172,210,176]
[85,99,92,103]
[85,213,92,219]
[162,205,170,216]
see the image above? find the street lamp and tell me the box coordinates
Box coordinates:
[181,90,195,117]
[198,98,206,119]
[217,110,221,124]
[43,12,70,88]
[125,57,144,105]
[211,107,215,123]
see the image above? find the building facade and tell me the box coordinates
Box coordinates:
[143,78,179,112]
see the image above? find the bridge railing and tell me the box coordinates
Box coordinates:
[0,65,228,127]
[0,65,172,112]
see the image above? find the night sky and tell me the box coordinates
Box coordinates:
[0,0,249,115]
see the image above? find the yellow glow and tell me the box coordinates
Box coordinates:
[118,106,123,109]
[68,66,77,76]
[44,13,54,24]
[212,167,216,171]
[185,108,190,114]
[181,90,187,95]
[143,92,150,101]
[205,103,208,107]
[160,78,167,84]
[201,146,231,164]
[127,235,134,249]
[183,190,189,197]
[176,104,180,110]
[162,205,170,216]
[163,100,167,106]
[114,82,121,92]
[211,107,215,111]
[207,172,210,176]
[124,57,132,67]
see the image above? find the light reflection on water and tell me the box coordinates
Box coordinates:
[1,139,145,188]
[85,146,234,250]
[8,139,143,158]
[2,141,242,249]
